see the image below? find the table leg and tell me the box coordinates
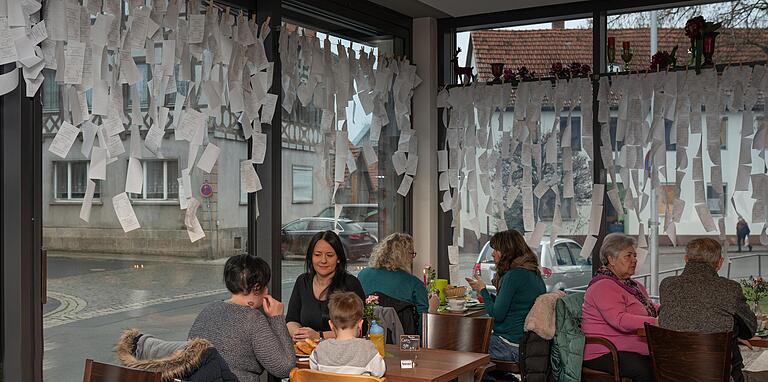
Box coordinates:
[458,371,474,382]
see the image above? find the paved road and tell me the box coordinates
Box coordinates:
[42,248,768,381]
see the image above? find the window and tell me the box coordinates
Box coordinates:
[707,183,727,216]
[560,116,582,151]
[292,165,313,204]
[53,161,101,200]
[568,242,591,266]
[539,189,575,220]
[130,160,179,200]
[554,244,574,266]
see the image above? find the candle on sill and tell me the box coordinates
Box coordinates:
[622,41,630,50]
[608,37,616,50]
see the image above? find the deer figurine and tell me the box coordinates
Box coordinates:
[451,48,474,84]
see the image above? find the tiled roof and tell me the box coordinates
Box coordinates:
[469,28,768,81]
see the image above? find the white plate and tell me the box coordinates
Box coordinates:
[447,307,468,312]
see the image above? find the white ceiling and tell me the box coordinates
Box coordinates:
[370,0,589,18]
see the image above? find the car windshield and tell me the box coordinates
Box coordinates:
[343,222,365,231]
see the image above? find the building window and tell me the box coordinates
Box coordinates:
[292,165,314,204]
[559,116,581,151]
[539,189,574,220]
[54,161,101,200]
[707,183,727,216]
[130,160,179,200]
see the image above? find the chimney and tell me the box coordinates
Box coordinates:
[551,20,565,29]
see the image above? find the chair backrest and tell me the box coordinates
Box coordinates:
[290,368,386,382]
[83,359,163,382]
[422,313,494,353]
[645,323,733,382]
[374,292,419,335]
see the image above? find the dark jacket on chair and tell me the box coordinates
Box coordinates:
[373,292,420,336]
[117,329,239,382]
[659,261,758,382]
[520,331,553,382]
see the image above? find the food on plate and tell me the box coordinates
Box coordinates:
[294,338,318,355]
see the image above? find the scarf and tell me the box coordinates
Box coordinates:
[588,266,658,317]
[493,251,541,289]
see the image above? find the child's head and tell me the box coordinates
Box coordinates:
[328,292,364,335]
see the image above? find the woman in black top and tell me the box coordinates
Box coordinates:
[286,230,366,341]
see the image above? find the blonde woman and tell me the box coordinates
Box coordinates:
[357,233,439,324]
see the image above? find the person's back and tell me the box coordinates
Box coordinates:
[659,262,751,333]
[358,267,428,313]
[309,338,385,376]
[658,238,757,382]
[491,268,546,344]
[309,291,386,377]
[189,301,295,381]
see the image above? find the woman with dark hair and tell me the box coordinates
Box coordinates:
[287,230,367,341]
[466,230,546,362]
[188,253,295,381]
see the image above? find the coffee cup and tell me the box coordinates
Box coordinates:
[447,298,465,311]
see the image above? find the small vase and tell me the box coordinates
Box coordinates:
[752,301,763,317]
[702,32,719,66]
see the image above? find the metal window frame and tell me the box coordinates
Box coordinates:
[291,164,314,204]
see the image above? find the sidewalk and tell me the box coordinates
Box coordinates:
[47,250,231,265]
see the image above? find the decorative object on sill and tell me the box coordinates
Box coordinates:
[607,37,617,68]
[452,48,474,84]
[703,32,719,66]
[550,62,591,79]
[685,15,721,73]
[490,63,505,84]
[650,46,678,71]
[621,41,634,71]
[742,276,768,316]
[501,66,536,83]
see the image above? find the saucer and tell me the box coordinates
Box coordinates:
[447,307,468,312]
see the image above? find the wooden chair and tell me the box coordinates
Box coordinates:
[82,359,162,382]
[289,368,386,382]
[422,313,494,382]
[645,323,733,382]
[581,337,632,382]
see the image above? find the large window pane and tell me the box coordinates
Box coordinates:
[42,3,251,381]
[608,1,768,288]
[454,18,595,290]
[280,22,402,305]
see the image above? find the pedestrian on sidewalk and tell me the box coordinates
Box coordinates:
[737,217,752,252]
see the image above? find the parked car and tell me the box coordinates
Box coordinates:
[280,217,378,261]
[473,238,591,293]
[317,204,379,241]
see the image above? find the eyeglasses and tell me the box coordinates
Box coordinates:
[411,251,417,258]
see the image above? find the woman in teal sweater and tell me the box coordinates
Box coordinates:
[358,233,438,328]
[466,230,546,362]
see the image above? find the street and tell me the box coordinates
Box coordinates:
[43,247,767,381]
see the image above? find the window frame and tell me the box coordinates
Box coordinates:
[52,161,101,202]
[129,159,179,202]
[291,164,314,204]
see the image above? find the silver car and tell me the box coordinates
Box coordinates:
[473,238,592,292]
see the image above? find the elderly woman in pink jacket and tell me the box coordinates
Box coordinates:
[581,233,659,382]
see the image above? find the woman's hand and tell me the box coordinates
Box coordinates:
[465,276,486,293]
[262,295,284,317]
[292,327,320,341]
[428,293,440,313]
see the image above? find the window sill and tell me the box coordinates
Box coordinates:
[51,199,103,205]
[130,199,180,206]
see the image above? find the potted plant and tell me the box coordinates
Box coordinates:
[741,276,768,316]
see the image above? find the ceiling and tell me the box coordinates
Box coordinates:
[369,0,589,18]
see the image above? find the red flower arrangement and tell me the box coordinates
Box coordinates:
[684,16,706,39]
[649,46,678,71]
[503,66,536,82]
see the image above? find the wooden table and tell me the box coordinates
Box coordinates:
[297,344,490,382]
[436,306,487,318]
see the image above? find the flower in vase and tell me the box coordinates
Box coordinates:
[650,46,678,71]
[363,295,380,321]
[685,16,705,39]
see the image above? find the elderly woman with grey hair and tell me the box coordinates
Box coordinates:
[659,238,756,382]
[581,233,658,382]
